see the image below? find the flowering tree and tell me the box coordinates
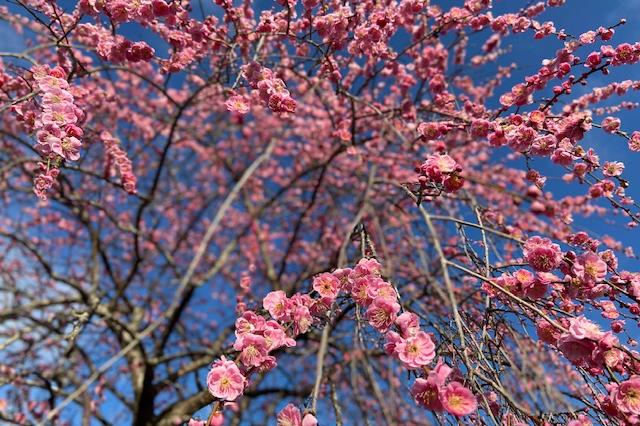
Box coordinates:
[3,0,640,424]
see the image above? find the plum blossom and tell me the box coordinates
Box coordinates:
[523,236,563,272]
[365,297,400,332]
[395,331,436,369]
[277,403,302,426]
[602,161,624,177]
[233,333,269,367]
[440,382,478,417]
[572,252,608,285]
[418,154,465,193]
[263,290,292,321]
[612,377,640,416]
[226,95,250,114]
[312,273,340,300]
[207,357,246,401]
[411,360,453,411]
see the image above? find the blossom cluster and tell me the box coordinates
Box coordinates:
[416,153,465,193]
[205,258,478,420]
[24,66,84,200]
[538,316,628,381]
[79,0,173,21]
[76,24,155,64]
[242,62,296,113]
[523,236,563,272]
[411,359,478,417]
[100,131,138,194]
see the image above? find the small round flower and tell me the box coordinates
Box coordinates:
[629,131,640,152]
[614,377,640,415]
[233,333,269,368]
[602,161,624,177]
[572,252,608,285]
[226,95,250,114]
[411,378,442,411]
[312,272,340,300]
[395,312,420,337]
[440,382,478,417]
[277,403,302,426]
[396,331,436,369]
[263,290,291,321]
[292,305,313,335]
[207,357,246,401]
[302,413,318,426]
[601,116,621,133]
[365,297,400,332]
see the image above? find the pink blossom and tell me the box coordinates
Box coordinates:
[351,257,382,280]
[572,252,608,285]
[302,413,318,426]
[411,378,443,411]
[207,357,246,401]
[277,403,301,426]
[536,320,561,345]
[440,382,477,417]
[568,316,604,340]
[365,297,400,332]
[383,331,403,356]
[226,95,250,115]
[263,321,296,351]
[613,377,640,415]
[395,331,436,369]
[523,236,563,272]
[312,272,340,300]
[395,312,420,337]
[629,131,640,151]
[210,412,224,426]
[602,161,624,177]
[233,333,269,367]
[291,305,312,335]
[601,116,621,133]
[263,291,292,321]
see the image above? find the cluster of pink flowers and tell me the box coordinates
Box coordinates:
[32,163,60,200]
[276,403,318,426]
[350,9,396,58]
[540,317,627,374]
[206,357,246,402]
[411,359,478,417]
[32,67,83,159]
[416,153,465,193]
[384,312,435,369]
[79,0,172,22]
[77,24,155,64]
[206,292,314,401]
[205,258,475,419]
[100,131,138,194]
[242,62,296,113]
[314,6,351,49]
[27,66,85,199]
[489,269,551,300]
[523,236,563,272]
